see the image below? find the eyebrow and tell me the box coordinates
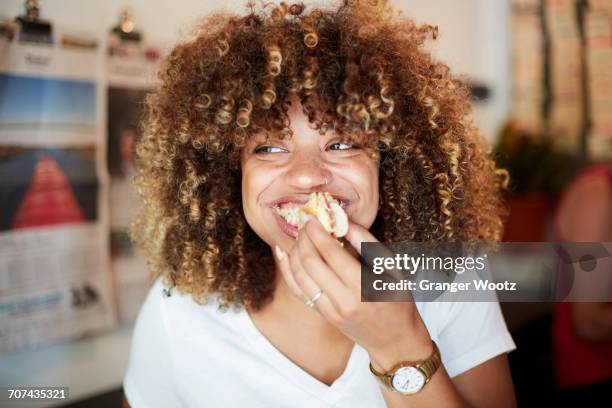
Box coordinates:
[250,128,346,141]
[246,125,370,152]
[247,132,280,144]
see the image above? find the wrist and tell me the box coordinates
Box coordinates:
[368,333,433,372]
[369,339,442,396]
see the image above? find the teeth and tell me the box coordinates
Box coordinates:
[275,199,346,210]
[276,205,311,228]
[274,193,349,237]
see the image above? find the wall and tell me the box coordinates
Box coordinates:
[1,0,511,142]
[0,1,513,402]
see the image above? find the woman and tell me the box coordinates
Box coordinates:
[124,1,517,406]
[552,163,612,404]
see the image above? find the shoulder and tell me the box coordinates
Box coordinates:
[124,277,241,407]
[417,299,516,378]
[135,277,244,341]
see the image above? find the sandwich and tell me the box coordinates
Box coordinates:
[276,192,349,238]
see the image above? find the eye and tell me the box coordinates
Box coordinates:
[328,142,360,151]
[254,145,286,154]
[328,142,361,150]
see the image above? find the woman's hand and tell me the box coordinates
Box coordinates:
[275,218,433,370]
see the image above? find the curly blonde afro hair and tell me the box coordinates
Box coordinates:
[131,0,509,311]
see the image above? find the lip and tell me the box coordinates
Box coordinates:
[268,193,352,239]
[269,194,351,209]
[271,207,300,239]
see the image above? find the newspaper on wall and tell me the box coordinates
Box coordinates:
[511,0,545,134]
[545,0,582,152]
[586,0,612,160]
[106,33,162,323]
[0,36,117,355]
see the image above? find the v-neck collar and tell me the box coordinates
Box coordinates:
[235,305,366,405]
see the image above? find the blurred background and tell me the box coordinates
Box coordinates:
[0,0,610,407]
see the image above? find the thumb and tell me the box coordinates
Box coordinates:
[345,222,400,282]
[344,220,379,255]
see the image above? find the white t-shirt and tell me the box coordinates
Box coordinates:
[124,277,516,407]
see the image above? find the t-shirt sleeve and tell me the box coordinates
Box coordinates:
[435,299,516,378]
[123,279,182,408]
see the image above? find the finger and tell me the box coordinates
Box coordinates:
[296,224,354,304]
[344,220,380,255]
[303,219,362,290]
[343,221,403,282]
[275,245,306,299]
[289,240,342,321]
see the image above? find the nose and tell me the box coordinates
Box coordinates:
[285,156,333,190]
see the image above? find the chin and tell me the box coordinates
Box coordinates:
[247,214,293,251]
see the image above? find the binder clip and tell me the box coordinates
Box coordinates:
[15,0,53,44]
[108,7,144,58]
[111,8,142,43]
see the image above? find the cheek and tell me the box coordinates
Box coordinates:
[345,161,379,225]
[365,164,380,216]
[240,164,273,226]
[241,166,259,213]
[359,160,379,199]
[241,177,262,241]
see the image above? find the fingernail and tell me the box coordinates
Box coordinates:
[275,245,286,261]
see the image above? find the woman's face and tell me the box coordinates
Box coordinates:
[240,98,379,253]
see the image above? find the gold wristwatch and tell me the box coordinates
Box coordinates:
[369,341,441,395]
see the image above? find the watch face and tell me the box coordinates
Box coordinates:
[391,366,426,394]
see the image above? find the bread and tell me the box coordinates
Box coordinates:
[276,192,349,238]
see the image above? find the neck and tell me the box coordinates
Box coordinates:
[247,258,349,342]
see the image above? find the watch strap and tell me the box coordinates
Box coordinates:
[415,341,441,383]
[369,340,441,391]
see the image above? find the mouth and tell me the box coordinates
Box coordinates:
[270,207,302,239]
[269,195,350,238]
